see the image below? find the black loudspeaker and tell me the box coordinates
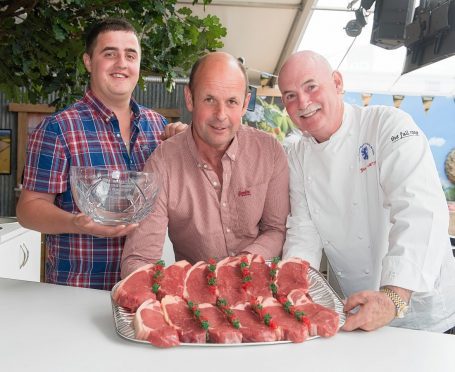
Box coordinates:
[370,0,415,49]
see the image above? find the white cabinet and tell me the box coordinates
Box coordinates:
[0,221,41,282]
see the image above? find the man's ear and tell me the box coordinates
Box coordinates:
[83,53,92,73]
[184,85,194,112]
[241,92,251,116]
[333,71,344,95]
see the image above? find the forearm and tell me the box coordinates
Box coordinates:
[16,197,78,234]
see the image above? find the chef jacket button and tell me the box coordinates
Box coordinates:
[324,240,329,245]
[307,176,312,181]
[357,235,363,240]
[203,164,208,169]
[337,271,342,277]
[364,269,370,274]
[197,163,202,168]
[222,202,227,207]
[212,181,218,186]
[226,227,231,233]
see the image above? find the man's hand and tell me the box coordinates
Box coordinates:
[341,290,396,332]
[160,122,188,140]
[73,213,138,238]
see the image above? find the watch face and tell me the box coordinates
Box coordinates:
[396,304,409,319]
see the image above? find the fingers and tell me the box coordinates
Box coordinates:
[160,122,188,140]
[341,291,396,332]
[73,213,138,237]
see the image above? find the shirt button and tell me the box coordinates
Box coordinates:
[212,181,218,186]
[364,269,370,274]
[358,235,363,240]
[222,202,227,207]
[324,240,329,246]
[116,133,121,137]
[226,227,231,233]
[337,271,343,277]
[203,164,208,169]
[307,176,312,181]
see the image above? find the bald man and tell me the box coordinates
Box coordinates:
[121,52,290,276]
[279,50,455,334]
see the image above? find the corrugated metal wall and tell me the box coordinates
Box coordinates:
[0,81,189,217]
[0,92,19,216]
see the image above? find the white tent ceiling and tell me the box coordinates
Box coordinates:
[178,0,455,97]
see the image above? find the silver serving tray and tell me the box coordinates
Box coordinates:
[111,266,346,346]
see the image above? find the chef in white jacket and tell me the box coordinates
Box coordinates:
[278,50,455,333]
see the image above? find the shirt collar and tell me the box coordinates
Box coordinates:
[83,90,141,123]
[185,123,240,165]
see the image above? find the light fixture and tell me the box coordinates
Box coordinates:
[345,0,375,37]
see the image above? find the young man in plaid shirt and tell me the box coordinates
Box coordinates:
[16,18,185,290]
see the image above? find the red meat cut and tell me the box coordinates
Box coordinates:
[161,295,207,343]
[112,263,156,311]
[183,261,217,304]
[156,260,191,300]
[287,289,340,337]
[231,302,279,342]
[246,254,273,298]
[133,298,180,348]
[256,296,309,343]
[198,303,243,344]
[275,257,310,297]
[216,256,249,305]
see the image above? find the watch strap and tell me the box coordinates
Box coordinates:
[380,287,409,319]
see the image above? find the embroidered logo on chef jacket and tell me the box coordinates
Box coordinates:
[390,129,419,143]
[359,143,376,173]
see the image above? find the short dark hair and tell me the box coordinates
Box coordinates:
[188,53,249,97]
[85,18,139,56]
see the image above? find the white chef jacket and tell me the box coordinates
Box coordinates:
[284,103,455,332]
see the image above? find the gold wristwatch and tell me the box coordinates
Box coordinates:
[380,287,409,319]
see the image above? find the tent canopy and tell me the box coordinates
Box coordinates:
[178,0,455,96]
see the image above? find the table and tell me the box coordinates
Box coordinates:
[0,278,453,372]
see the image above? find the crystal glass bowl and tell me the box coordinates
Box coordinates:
[70,167,160,226]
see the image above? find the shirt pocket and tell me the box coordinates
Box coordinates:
[233,182,268,236]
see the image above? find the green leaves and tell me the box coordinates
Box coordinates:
[0,0,225,108]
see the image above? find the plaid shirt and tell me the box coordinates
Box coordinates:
[22,90,166,290]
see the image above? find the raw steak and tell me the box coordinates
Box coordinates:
[198,303,243,344]
[255,296,309,343]
[112,263,156,311]
[183,261,217,304]
[216,256,249,305]
[231,302,279,342]
[275,258,310,297]
[133,298,180,348]
[161,295,207,343]
[156,260,191,300]
[287,289,340,337]
[246,254,273,298]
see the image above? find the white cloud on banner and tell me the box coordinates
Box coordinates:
[428,137,446,147]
